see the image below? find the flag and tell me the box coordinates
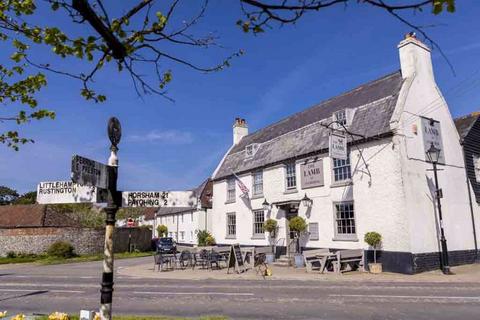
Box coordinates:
[233,172,250,198]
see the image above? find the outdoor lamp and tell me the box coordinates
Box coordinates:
[426,142,441,164]
[262,198,270,211]
[301,193,313,207]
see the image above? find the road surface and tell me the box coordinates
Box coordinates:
[1,257,480,319]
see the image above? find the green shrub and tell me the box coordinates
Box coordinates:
[156,225,168,237]
[6,251,16,258]
[197,230,215,246]
[289,216,307,234]
[264,219,278,234]
[47,241,76,258]
[364,231,382,263]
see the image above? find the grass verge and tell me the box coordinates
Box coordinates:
[0,251,153,265]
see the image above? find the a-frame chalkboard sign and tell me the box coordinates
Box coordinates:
[226,243,246,274]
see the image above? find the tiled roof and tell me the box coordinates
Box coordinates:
[143,207,158,220]
[454,113,480,139]
[214,71,404,180]
[156,207,195,216]
[195,178,213,209]
[0,204,79,228]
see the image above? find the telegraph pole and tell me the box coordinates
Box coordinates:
[100,117,122,320]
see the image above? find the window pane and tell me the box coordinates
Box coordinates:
[253,210,265,235]
[333,155,351,182]
[285,163,296,189]
[335,202,355,236]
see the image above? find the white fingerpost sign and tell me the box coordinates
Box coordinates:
[71,155,109,189]
[421,117,445,164]
[37,181,104,204]
[122,190,197,208]
[329,133,347,160]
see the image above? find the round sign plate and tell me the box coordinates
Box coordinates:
[108,117,122,146]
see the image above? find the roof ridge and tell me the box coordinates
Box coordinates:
[243,70,401,140]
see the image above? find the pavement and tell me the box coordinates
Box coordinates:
[1,257,480,319]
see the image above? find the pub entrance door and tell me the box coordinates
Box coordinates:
[285,205,299,259]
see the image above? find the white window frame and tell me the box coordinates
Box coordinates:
[285,162,297,190]
[252,170,263,197]
[252,210,265,238]
[334,109,347,127]
[333,201,357,241]
[332,154,351,183]
[180,231,185,241]
[473,155,480,182]
[245,143,259,158]
[226,212,236,238]
[308,222,319,241]
[227,177,236,202]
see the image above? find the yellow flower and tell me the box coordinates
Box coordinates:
[0,311,7,319]
[48,312,69,320]
[93,313,101,320]
[11,314,25,320]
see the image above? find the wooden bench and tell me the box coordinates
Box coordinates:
[303,249,331,273]
[335,249,364,273]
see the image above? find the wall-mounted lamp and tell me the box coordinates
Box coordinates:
[262,198,271,211]
[301,193,313,207]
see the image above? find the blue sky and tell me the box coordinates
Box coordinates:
[1,1,480,194]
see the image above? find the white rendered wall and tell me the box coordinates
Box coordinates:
[156,211,202,244]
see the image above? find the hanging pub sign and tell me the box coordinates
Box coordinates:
[300,159,324,189]
[329,132,347,160]
[37,180,107,204]
[121,190,196,208]
[421,117,445,164]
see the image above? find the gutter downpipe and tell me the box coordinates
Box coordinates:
[461,139,479,262]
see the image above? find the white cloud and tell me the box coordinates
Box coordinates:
[128,129,193,144]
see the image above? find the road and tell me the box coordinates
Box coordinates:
[1,257,480,319]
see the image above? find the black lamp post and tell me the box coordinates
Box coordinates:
[426,142,451,275]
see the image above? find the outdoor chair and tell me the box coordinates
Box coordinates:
[208,251,222,270]
[192,249,209,270]
[179,250,193,269]
[153,253,171,272]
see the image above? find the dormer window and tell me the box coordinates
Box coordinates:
[333,109,354,129]
[245,143,259,158]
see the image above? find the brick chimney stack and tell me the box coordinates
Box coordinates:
[233,117,248,145]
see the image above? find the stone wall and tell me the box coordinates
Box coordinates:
[0,227,152,257]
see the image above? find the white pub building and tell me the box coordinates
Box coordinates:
[210,34,480,274]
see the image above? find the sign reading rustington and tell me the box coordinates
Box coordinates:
[421,117,445,164]
[300,159,324,189]
[37,180,102,204]
[121,190,196,208]
[71,155,108,189]
[329,133,347,160]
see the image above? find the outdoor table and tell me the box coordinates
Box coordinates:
[315,252,338,274]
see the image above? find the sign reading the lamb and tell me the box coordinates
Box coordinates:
[421,117,445,164]
[301,159,324,189]
[37,181,101,204]
[124,191,168,207]
[71,155,108,189]
[329,133,347,160]
[122,190,196,208]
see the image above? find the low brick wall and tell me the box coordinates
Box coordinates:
[0,227,152,257]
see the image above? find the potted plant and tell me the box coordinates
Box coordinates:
[156,224,168,238]
[263,218,278,263]
[364,231,382,274]
[289,216,307,268]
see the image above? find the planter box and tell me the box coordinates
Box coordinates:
[369,263,383,274]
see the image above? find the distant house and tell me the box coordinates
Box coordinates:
[153,179,213,244]
[210,34,480,274]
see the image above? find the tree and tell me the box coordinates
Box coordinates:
[0,185,19,205]
[288,216,307,254]
[13,191,37,204]
[0,0,455,150]
[156,224,168,238]
[364,231,382,264]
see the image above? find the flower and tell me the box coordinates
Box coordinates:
[48,312,69,320]
[0,311,7,319]
[11,314,25,320]
[93,313,101,320]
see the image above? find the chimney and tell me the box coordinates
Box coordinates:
[398,32,434,80]
[233,117,248,145]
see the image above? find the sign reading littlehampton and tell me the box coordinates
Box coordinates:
[122,190,196,208]
[37,181,105,204]
[329,133,347,160]
[71,155,108,189]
